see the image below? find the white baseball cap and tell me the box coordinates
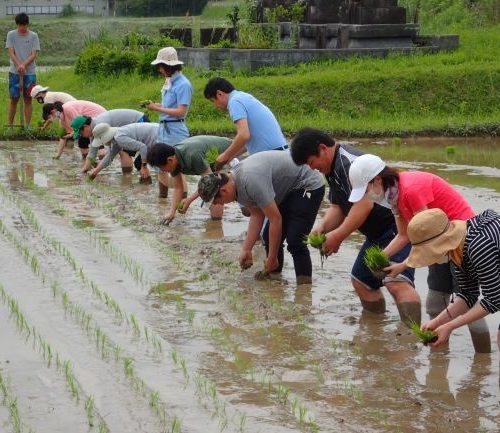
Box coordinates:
[348,154,386,203]
[91,123,117,148]
[30,85,49,98]
[151,47,184,66]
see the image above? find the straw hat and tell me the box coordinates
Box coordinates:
[348,154,386,203]
[406,208,467,268]
[151,47,184,66]
[90,123,117,148]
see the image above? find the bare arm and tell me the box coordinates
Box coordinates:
[260,201,283,272]
[163,175,185,224]
[239,207,266,268]
[147,102,188,118]
[311,204,345,234]
[216,119,250,167]
[323,197,374,255]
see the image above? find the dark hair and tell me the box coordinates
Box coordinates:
[203,77,235,99]
[378,166,400,190]
[147,142,176,167]
[290,128,335,165]
[82,115,92,126]
[158,64,183,74]
[42,101,64,120]
[15,13,29,25]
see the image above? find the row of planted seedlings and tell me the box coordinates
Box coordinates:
[0,205,184,432]
[0,282,108,433]
[0,178,249,432]
[0,361,35,433]
[69,181,367,431]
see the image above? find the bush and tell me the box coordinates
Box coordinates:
[75,44,109,75]
[60,4,77,17]
[102,50,140,75]
[137,47,160,77]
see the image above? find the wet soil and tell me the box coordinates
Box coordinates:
[0,137,498,433]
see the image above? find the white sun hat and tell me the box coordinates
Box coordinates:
[30,84,49,98]
[151,47,184,66]
[348,154,386,203]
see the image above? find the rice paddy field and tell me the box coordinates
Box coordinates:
[0,135,499,433]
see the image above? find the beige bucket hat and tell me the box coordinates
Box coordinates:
[151,47,184,66]
[406,208,467,268]
[91,123,117,148]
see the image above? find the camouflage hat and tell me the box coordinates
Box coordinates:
[198,173,223,206]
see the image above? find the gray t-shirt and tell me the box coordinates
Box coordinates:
[100,122,159,169]
[6,29,40,75]
[88,109,146,160]
[172,135,232,177]
[233,150,324,208]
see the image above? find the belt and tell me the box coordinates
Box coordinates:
[160,119,185,123]
[273,144,288,151]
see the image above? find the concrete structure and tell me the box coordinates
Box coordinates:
[0,0,109,16]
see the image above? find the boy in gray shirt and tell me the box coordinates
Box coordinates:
[198,151,325,284]
[5,13,40,128]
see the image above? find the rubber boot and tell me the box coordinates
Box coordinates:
[397,301,421,326]
[361,298,386,314]
[158,182,169,198]
[296,275,312,285]
[121,166,133,174]
[468,319,491,353]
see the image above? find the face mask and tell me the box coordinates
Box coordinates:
[367,189,392,210]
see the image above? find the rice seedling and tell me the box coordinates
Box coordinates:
[408,320,438,345]
[303,233,327,267]
[205,146,220,164]
[392,136,402,147]
[363,245,390,280]
[171,416,182,433]
[85,396,95,427]
[446,145,456,155]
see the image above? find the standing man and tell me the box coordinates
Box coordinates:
[290,128,421,324]
[197,151,325,285]
[146,136,232,224]
[5,13,40,129]
[203,77,287,170]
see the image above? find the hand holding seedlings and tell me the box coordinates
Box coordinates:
[304,233,327,267]
[239,250,253,270]
[206,146,220,165]
[363,246,390,280]
[408,320,438,345]
[139,99,153,108]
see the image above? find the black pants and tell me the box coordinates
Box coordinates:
[262,185,325,278]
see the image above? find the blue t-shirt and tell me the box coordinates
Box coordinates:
[158,72,192,144]
[228,90,286,154]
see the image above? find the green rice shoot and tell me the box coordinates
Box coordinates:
[205,146,220,164]
[176,201,184,211]
[304,233,327,267]
[408,320,438,345]
[363,246,390,272]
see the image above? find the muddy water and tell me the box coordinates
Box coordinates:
[0,136,498,433]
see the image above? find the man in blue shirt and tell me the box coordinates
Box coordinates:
[203,77,287,171]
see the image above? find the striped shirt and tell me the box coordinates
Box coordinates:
[455,209,500,314]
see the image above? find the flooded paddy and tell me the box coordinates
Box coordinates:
[0,136,498,433]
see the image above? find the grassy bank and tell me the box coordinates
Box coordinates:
[0,12,499,137]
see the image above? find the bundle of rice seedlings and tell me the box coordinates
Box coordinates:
[176,201,184,211]
[206,146,220,165]
[408,320,438,345]
[304,233,327,267]
[363,245,390,280]
[139,99,152,108]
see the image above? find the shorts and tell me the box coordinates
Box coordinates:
[351,225,415,290]
[9,73,36,99]
[138,114,150,123]
[427,262,457,294]
[78,136,91,149]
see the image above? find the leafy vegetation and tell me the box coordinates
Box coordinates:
[363,246,390,280]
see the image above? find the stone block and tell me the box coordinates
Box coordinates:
[159,28,192,47]
[354,7,406,24]
[200,27,236,46]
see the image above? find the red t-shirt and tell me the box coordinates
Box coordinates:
[397,171,475,222]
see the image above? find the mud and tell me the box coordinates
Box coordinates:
[0,136,498,433]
